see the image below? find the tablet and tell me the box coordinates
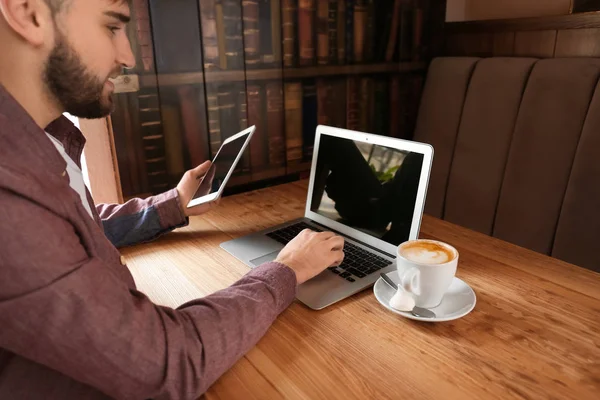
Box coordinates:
[187,125,255,208]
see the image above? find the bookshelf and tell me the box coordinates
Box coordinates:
[572,0,600,13]
[109,0,446,200]
[132,62,427,88]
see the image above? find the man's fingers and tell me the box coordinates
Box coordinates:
[192,161,212,179]
[325,235,345,250]
[299,228,314,237]
[329,250,345,266]
[316,231,336,240]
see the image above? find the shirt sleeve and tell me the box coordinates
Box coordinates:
[96,189,189,248]
[0,188,297,399]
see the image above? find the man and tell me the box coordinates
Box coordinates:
[0,0,344,399]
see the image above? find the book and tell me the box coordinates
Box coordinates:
[284,82,303,163]
[389,75,401,138]
[216,0,228,69]
[373,79,390,136]
[337,0,346,64]
[266,82,286,166]
[111,94,137,196]
[255,0,281,66]
[258,0,274,65]
[206,85,222,158]
[223,0,244,70]
[317,0,329,65]
[149,0,204,72]
[199,0,220,70]
[137,93,162,137]
[412,3,424,61]
[247,85,267,170]
[130,0,154,73]
[328,0,338,64]
[238,89,249,130]
[243,0,261,67]
[177,85,209,168]
[298,0,316,66]
[359,77,373,133]
[385,0,402,62]
[346,77,360,130]
[270,0,282,64]
[331,78,347,129]
[238,89,251,173]
[218,85,240,140]
[345,0,354,64]
[113,90,170,196]
[281,0,298,67]
[161,103,185,180]
[353,0,367,63]
[302,80,318,161]
[317,78,333,126]
[132,91,156,194]
[399,1,413,61]
[364,0,375,62]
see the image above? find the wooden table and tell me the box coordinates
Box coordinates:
[122,181,600,400]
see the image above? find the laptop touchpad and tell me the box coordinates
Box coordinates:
[250,250,280,267]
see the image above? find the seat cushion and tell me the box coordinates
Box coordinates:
[444,58,538,235]
[493,58,600,254]
[552,80,600,272]
[413,57,480,218]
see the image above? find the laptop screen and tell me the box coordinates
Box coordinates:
[309,134,425,246]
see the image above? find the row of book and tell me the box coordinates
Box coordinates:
[128,0,428,74]
[113,74,423,197]
[279,0,427,67]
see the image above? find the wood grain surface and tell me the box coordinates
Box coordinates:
[121,181,600,400]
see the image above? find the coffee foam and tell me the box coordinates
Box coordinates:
[400,241,455,265]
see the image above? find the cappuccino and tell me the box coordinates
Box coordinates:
[399,240,455,265]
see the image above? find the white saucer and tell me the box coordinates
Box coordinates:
[373,271,476,322]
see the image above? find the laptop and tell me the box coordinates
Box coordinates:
[221,126,434,309]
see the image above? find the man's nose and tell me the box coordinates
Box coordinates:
[118,36,136,70]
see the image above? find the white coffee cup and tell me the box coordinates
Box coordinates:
[396,239,459,308]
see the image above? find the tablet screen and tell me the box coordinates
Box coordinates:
[190,132,248,202]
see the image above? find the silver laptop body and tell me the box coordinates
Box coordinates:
[221,125,434,309]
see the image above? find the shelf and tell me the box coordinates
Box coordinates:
[228,165,288,187]
[286,161,312,175]
[127,162,311,200]
[223,163,309,188]
[136,62,426,89]
[282,62,426,79]
[252,166,287,182]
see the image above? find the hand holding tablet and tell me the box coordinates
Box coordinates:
[186,126,256,209]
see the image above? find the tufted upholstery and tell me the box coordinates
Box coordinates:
[414,57,600,272]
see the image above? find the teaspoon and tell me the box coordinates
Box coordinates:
[380,273,436,319]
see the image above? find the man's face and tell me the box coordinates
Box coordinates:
[43,0,135,119]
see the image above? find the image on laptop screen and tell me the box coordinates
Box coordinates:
[309,135,424,246]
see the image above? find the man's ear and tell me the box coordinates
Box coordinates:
[0,0,53,46]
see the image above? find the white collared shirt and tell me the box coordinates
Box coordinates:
[45,132,94,219]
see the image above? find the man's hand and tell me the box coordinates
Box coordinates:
[176,161,218,217]
[275,229,345,284]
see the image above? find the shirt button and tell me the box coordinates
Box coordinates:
[61,170,67,177]
[120,256,126,265]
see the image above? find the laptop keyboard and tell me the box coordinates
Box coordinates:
[266,222,392,283]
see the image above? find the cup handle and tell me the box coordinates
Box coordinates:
[400,268,421,296]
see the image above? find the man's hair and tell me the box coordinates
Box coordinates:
[44,0,131,16]
[44,0,69,15]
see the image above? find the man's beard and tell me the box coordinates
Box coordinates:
[43,31,116,119]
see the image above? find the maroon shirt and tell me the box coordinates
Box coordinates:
[0,84,297,399]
